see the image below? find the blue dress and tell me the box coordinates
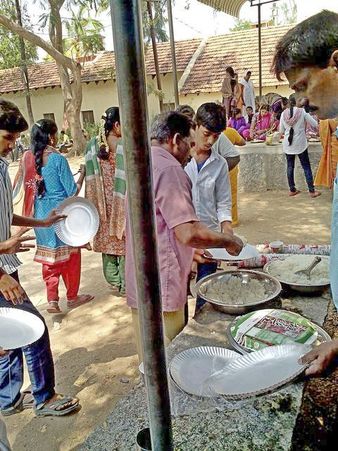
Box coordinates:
[34,151,77,265]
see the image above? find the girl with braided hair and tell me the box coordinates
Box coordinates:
[85,107,126,294]
[15,119,94,313]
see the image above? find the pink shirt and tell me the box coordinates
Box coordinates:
[126,146,198,312]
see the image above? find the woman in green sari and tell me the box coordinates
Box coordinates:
[85,107,126,294]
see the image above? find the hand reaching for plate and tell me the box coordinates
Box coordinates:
[44,209,67,227]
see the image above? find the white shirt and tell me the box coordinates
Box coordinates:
[279,107,318,155]
[185,149,232,231]
[212,133,240,158]
[0,157,21,274]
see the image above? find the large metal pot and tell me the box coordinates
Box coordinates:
[263,256,330,294]
[196,269,282,315]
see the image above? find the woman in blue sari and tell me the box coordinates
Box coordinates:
[19,119,94,313]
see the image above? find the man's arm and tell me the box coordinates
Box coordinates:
[12,209,66,228]
[226,156,240,171]
[174,221,242,255]
[215,162,233,232]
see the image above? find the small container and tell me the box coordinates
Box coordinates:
[269,240,284,254]
[136,428,152,450]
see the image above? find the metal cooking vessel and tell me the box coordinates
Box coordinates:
[263,256,330,294]
[196,269,282,315]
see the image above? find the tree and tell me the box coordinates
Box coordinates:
[63,5,105,59]
[0,0,37,70]
[15,0,35,125]
[0,0,106,155]
[271,0,297,26]
[230,19,253,32]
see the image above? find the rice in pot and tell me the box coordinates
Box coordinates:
[268,255,329,285]
[206,276,266,305]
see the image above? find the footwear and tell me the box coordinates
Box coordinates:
[67,294,94,309]
[47,301,61,314]
[289,190,301,197]
[34,394,80,417]
[1,390,33,417]
[310,191,321,198]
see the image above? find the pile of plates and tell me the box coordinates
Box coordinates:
[169,344,308,400]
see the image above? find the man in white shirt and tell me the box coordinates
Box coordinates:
[185,103,233,313]
[279,96,320,198]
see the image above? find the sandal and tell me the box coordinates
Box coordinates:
[67,294,94,310]
[289,190,301,197]
[1,390,34,417]
[34,394,80,417]
[47,301,62,314]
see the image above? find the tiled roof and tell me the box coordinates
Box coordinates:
[0,27,289,95]
[180,25,291,95]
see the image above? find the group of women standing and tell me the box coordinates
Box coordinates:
[14,107,125,313]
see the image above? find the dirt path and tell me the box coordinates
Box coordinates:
[3,160,332,450]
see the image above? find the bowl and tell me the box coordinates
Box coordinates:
[196,269,282,315]
[269,240,284,253]
[263,256,330,294]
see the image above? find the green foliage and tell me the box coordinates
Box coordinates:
[0,0,38,69]
[142,0,169,43]
[63,5,105,58]
[272,0,297,26]
[83,121,100,139]
[230,19,253,32]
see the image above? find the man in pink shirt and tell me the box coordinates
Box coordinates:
[126,111,242,360]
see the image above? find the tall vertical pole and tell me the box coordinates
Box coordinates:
[110,1,173,450]
[258,2,263,100]
[167,0,179,107]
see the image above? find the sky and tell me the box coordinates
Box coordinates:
[28,0,338,55]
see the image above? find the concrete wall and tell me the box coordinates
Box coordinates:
[238,142,323,192]
[1,74,293,129]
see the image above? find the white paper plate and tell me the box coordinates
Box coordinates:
[207,244,260,261]
[0,308,45,350]
[54,197,99,246]
[170,346,240,397]
[208,344,308,399]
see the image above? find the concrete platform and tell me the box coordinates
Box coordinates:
[82,290,332,451]
[238,142,322,192]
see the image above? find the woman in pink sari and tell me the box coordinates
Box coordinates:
[243,104,274,141]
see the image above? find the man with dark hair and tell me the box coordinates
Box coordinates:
[272,10,338,119]
[126,111,243,361]
[185,103,233,313]
[273,12,338,373]
[0,99,80,428]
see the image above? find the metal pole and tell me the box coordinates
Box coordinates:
[167,0,179,107]
[258,3,263,100]
[110,2,173,450]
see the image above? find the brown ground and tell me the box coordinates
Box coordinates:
[3,159,333,450]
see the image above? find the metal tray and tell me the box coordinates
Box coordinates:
[263,256,330,294]
[227,310,331,355]
[196,269,282,315]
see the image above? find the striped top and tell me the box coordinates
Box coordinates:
[0,157,21,274]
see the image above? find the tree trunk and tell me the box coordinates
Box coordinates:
[49,1,86,155]
[14,0,34,125]
[146,1,163,112]
[0,6,86,156]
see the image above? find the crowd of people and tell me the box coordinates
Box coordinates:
[0,8,338,451]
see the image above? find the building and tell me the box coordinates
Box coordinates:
[0,25,292,127]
